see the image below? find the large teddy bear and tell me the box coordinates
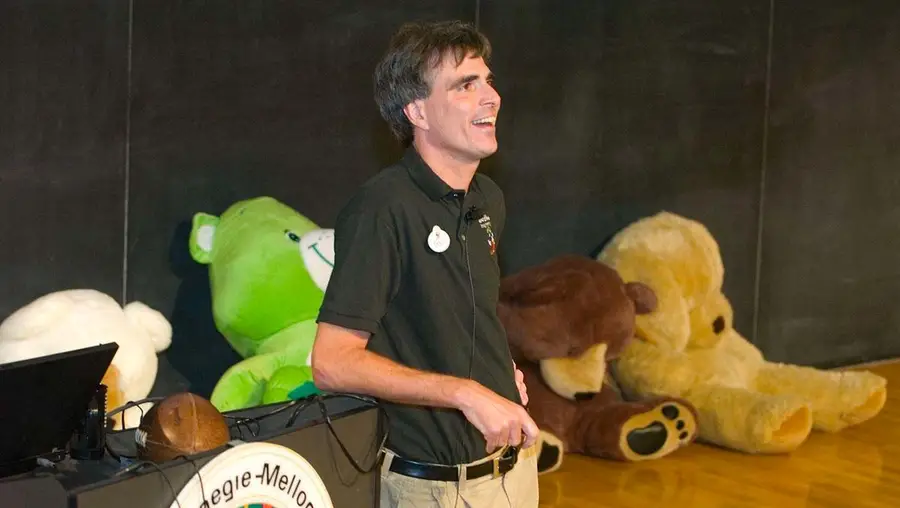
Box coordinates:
[497,254,698,473]
[597,211,887,454]
[0,289,172,429]
[189,196,332,411]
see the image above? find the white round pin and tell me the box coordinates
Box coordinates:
[428,225,450,253]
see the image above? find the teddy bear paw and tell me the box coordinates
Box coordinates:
[535,430,565,475]
[620,400,697,461]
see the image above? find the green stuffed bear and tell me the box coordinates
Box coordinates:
[189,196,334,411]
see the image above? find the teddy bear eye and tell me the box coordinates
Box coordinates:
[713,316,725,334]
[285,230,301,243]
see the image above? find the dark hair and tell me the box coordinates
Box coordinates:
[374,20,492,146]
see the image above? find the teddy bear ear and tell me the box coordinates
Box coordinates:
[610,266,692,351]
[123,301,173,353]
[189,213,220,264]
[624,282,658,314]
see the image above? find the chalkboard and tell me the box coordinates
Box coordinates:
[480,0,769,338]
[0,1,129,319]
[125,0,477,396]
[757,0,900,366]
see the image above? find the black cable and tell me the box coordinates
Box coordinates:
[115,460,182,508]
[106,397,166,431]
[223,396,303,421]
[176,454,207,505]
[225,396,314,438]
[111,394,304,427]
[462,203,478,465]
[105,392,388,487]
[104,397,168,460]
[113,454,207,507]
[229,415,262,440]
[466,232,476,379]
[218,391,389,475]
[310,393,389,475]
[104,396,300,460]
[284,397,318,428]
[224,392,388,474]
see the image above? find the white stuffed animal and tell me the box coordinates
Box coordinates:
[0,289,172,429]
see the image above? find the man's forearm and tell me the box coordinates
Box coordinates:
[312,344,470,409]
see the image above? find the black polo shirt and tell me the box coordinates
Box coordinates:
[317,146,521,465]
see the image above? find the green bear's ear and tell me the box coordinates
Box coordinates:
[190,212,220,264]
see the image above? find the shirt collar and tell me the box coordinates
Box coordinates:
[403,145,462,201]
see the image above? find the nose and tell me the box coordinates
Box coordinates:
[481,82,500,109]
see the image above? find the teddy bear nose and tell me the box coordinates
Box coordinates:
[713,316,725,334]
[574,392,596,401]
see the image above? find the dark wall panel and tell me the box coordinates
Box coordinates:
[480,1,769,335]
[0,2,128,318]
[6,0,897,392]
[757,2,900,366]
[126,1,477,395]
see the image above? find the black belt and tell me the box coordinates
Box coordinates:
[388,446,519,482]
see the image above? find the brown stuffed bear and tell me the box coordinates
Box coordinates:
[497,254,699,473]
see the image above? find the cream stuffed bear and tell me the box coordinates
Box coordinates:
[597,211,887,454]
[0,289,172,429]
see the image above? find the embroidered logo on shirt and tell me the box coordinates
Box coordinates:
[476,213,497,256]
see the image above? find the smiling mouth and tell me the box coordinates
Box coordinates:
[308,242,334,268]
[472,115,496,127]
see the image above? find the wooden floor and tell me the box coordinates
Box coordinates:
[538,360,900,507]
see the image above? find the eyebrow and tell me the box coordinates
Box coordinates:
[448,72,494,90]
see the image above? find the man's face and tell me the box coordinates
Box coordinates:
[414,52,501,164]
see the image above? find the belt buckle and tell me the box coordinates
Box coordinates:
[491,456,501,479]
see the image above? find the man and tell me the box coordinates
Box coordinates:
[311,20,540,507]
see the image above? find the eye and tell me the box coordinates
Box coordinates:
[712,316,725,334]
[285,230,300,243]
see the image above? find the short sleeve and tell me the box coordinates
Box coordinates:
[317,208,401,335]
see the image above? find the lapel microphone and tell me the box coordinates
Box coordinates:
[465,206,482,224]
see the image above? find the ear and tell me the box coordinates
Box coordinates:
[123,301,173,353]
[604,260,690,351]
[630,266,690,351]
[403,100,428,131]
[189,212,220,264]
[624,281,658,314]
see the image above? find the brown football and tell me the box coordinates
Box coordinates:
[135,392,230,463]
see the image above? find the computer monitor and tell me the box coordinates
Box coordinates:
[0,342,118,478]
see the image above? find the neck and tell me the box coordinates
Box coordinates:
[413,137,479,191]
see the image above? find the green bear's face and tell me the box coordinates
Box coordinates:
[189,196,334,358]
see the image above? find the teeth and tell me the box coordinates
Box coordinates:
[472,116,496,125]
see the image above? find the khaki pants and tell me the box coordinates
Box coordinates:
[379,445,539,508]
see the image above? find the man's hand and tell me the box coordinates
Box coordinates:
[513,361,528,406]
[455,379,540,453]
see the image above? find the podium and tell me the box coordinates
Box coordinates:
[0,395,384,507]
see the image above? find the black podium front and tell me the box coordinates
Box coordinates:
[0,395,384,507]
